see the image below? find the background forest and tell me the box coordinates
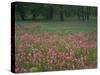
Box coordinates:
[15,2,97,21]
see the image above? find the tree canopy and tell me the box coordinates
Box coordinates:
[15,2,97,21]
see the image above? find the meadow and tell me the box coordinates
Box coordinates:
[15,20,97,73]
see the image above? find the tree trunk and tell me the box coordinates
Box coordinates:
[60,6,64,21]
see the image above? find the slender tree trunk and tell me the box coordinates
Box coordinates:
[19,13,25,20]
[60,6,64,21]
[48,6,53,20]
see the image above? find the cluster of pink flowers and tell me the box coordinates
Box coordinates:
[65,34,97,50]
[15,32,97,72]
[31,47,73,70]
[19,33,40,43]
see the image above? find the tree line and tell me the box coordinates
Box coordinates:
[15,2,97,21]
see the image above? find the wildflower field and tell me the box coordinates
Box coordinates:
[15,21,97,73]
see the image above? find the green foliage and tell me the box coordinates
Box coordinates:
[86,48,97,64]
[14,2,97,21]
[22,63,33,69]
[74,49,84,58]
[54,43,68,52]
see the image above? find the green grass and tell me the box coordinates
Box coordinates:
[16,20,97,34]
[86,48,97,64]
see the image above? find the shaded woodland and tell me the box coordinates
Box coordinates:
[15,2,97,21]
